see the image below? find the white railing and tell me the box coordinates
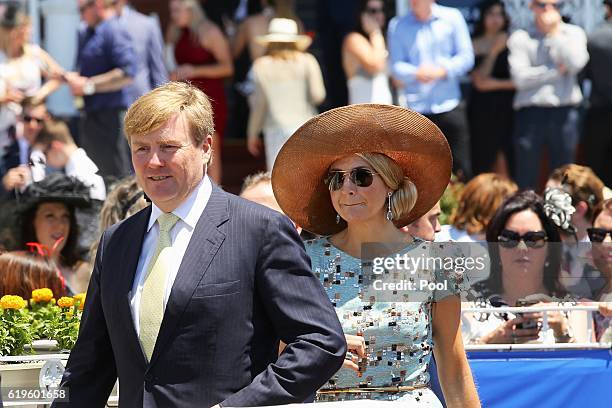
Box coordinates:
[462,304,612,349]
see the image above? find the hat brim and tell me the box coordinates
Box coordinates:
[271,104,452,236]
[255,34,312,51]
[17,195,91,214]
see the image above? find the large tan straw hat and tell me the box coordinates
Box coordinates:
[255,18,312,51]
[271,104,452,236]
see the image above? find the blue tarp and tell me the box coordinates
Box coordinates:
[431,349,612,407]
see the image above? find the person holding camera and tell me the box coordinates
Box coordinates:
[463,191,586,344]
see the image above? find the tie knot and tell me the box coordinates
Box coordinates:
[157,212,179,233]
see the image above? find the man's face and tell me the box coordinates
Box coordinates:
[403,201,442,241]
[131,114,211,213]
[530,0,561,18]
[240,181,283,213]
[21,105,48,146]
[410,0,435,20]
[78,0,99,27]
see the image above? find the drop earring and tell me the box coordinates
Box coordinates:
[336,214,341,224]
[386,192,393,221]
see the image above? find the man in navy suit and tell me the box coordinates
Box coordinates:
[53,81,346,407]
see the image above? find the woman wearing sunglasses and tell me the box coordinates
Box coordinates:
[465,191,584,344]
[271,104,479,407]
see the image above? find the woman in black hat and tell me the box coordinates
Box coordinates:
[18,174,91,294]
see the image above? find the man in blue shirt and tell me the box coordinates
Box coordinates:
[388,0,474,180]
[115,0,168,105]
[66,0,137,179]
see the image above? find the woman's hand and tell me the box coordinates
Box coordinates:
[531,302,572,341]
[490,33,508,55]
[174,64,196,80]
[343,334,366,372]
[599,302,612,317]
[361,12,381,35]
[480,315,540,344]
[247,135,262,157]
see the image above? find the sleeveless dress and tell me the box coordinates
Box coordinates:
[174,28,228,141]
[467,48,515,175]
[306,237,468,405]
[347,67,392,105]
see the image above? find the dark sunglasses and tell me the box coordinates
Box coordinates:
[587,228,612,243]
[23,115,44,124]
[534,1,561,9]
[325,168,379,191]
[498,229,548,248]
[366,7,384,14]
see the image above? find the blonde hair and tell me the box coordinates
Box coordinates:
[450,173,518,235]
[124,81,214,162]
[167,0,206,45]
[356,153,418,220]
[266,42,301,60]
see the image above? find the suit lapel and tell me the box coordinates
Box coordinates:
[116,206,151,367]
[149,186,229,365]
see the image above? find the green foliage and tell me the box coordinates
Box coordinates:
[46,306,81,351]
[439,175,464,226]
[0,309,34,356]
[29,301,61,340]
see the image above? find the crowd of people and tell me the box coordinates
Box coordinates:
[0,0,610,406]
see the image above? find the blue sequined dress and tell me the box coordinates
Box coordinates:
[306,237,466,405]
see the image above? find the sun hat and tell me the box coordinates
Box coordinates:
[271,104,452,236]
[255,18,312,51]
[17,173,91,213]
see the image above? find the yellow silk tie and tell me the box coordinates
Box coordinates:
[139,212,180,361]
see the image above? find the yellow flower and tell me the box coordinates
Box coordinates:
[73,293,86,310]
[1,295,27,310]
[57,297,75,308]
[32,288,54,303]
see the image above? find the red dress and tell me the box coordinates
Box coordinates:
[174,28,228,142]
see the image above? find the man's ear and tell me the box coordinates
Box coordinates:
[202,134,213,161]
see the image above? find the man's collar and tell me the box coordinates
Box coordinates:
[147,176,213,232]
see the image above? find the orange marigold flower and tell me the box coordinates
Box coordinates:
[73,293,86,310]
[32,288,54,303]
[1,295,27,310]
[57,297,75,308]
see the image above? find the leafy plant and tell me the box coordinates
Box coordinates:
[47,297,81,351]
[0,296,34,356]
[440,175,464,226]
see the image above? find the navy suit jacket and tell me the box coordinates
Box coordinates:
[54,186,345,407]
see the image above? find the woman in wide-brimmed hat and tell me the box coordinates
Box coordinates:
[247,18,325,170]
[272,104,479,406]
[16,173,91,294]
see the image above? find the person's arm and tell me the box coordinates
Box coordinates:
[146,17,169,88]
[388,18,419,84]
[437,11,475,79]
[220,213,346,407]
[548,26,589,75]
[508,30,562,90]
[433,296,480,408]
[32,46,64,102]
[305,53,326,106]
[343,31,387,76]
[176,24,233,80]
[52,231,117,407]
[246,63,267,156]
[230,19,249,59]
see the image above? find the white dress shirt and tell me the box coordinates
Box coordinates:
[129,176,212,335]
